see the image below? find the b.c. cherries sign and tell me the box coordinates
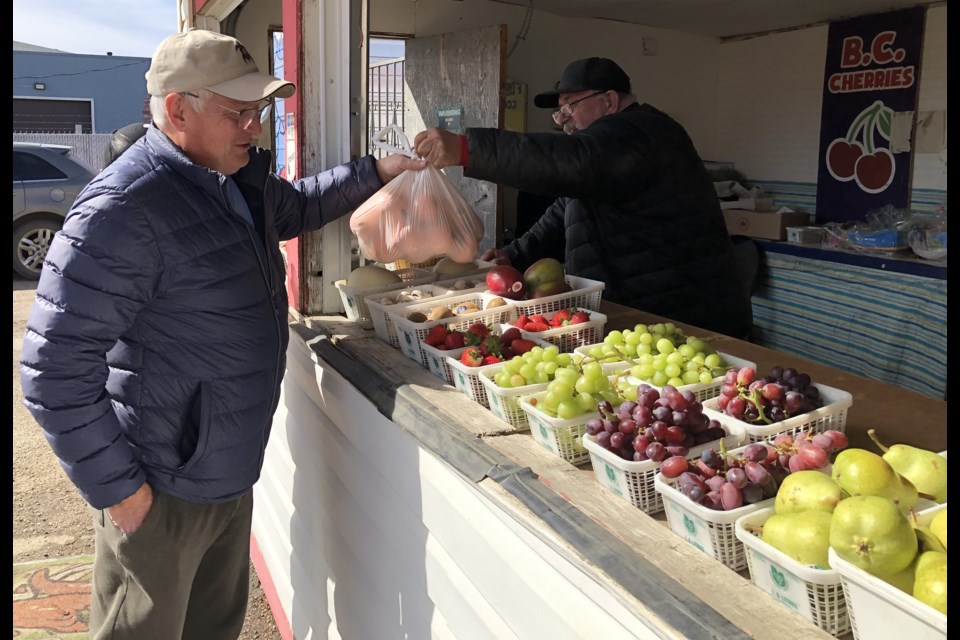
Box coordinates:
[814,6,926,224]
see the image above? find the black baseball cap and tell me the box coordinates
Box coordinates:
[533,57,632,109]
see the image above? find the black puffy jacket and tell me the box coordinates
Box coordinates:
[19,126,384,509]
[464,102,752,339]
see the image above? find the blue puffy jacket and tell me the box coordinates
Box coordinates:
[19,126,384,509]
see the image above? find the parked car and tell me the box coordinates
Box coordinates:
[13,142,96,279]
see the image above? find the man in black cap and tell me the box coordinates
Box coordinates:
[414,57,752,339]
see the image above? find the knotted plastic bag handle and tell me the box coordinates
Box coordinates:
[372,124,418,158]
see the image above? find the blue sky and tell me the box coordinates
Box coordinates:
[13,0,404,60]
[13,0,177,58]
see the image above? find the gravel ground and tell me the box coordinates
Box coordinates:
[13,275,282,639]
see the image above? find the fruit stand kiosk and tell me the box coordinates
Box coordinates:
[250,279,946,639]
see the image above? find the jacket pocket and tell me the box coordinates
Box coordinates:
[178,382,212,472]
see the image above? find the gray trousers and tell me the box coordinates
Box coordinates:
[89,488,254,640]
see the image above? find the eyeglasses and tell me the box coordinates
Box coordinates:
[180,92,273,129]
[551,91,605,125]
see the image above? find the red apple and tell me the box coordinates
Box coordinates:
[486,265,528,300]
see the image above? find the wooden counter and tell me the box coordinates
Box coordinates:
[254,303,945,640]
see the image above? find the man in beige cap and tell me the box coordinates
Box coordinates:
[19,28,424,639]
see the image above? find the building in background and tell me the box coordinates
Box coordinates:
[13,41,150,134]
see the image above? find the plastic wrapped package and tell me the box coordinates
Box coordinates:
[350,126,485,264]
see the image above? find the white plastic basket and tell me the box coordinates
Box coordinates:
[391,292,517,367]
[421,343,466,385]
[518,392,600,465]
[828,502,946,640]
[702,383,853,443]
[653,451,776,572]
[334,267,436,329]
[511,275,605,317]
[512,309,607,353]
[583,420,745,515]
[447,356,504,407]
[623,352,757,403]
[736,507,851,637]
[477,366,546,429]
[366,280,487,348]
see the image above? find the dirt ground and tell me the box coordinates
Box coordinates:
[12,275,282,639]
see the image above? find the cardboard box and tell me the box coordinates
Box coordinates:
[722,209,811,241]
[719,197,775,211]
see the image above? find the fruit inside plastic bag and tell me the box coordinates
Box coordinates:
[349,163,484,264]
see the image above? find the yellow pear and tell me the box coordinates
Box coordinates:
[868,429,947,502]
[912,551,947,614]
[831,448,918,511]
[929,507,947,551]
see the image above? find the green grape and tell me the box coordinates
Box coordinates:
[664,363,682,379]
[664,322,677,334]
[652,323,666,335]
[519,363,536,381]
[556,354,574,367]
[636,363,656,379]
[557,399,582,420]
[651,356,668,372]
[495,371,511,387]
[636,343,652,356]
[624,330,642,346]
[533,370,549,384]
[622,343,637,357]
[540,392,560,412]
[651,371,669,387]
[547,380,575,399]
[656,337,675,354]
[554,368,579,386]
[634,323,649,334]
[684,360,700,372]
[543,361,559,376]
[582,361,603,379]
[541,346,559,362]
[667,376,685,387]
[699,370,715,384]
[666,351,685,366]
[704,353,722,368]
[599,389,622,406]
[639,332,654,345]
[575,391,595,412]
[588,345,605,359]
[682,370,701,384]
[678,344,696,359]
[637,353,654,365]
[575,376,596,394]
[605,330,624,346]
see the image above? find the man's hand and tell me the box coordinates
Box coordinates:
[105,482,154,534]
[375,154,427,185]
[413,128,462,168]
[480,248,512,266]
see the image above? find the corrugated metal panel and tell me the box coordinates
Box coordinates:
[252,336,665,639]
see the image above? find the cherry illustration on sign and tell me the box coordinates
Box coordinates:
[825,100,896,193]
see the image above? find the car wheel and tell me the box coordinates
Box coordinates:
[13,219,61,280]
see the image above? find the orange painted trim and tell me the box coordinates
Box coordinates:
[250,533,294,640]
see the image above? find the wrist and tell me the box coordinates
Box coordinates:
[458,135,469,166]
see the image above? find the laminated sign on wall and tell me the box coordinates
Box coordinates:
[814,6,926,224]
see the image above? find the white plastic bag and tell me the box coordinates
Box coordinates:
[349,126,484,264]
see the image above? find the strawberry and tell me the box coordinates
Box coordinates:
[510,338,537,355]
[482,355,502,365]
[529,314,549,326]
[443,331,465,350]
[479,334,502,357]
[569,311,590,325]
[551,308,573,327]
[524,321,550,333]
[459,347,484,367]
[515,314,530,330]
[499,327,522,346]
[467,322,491,339]
[424,324,448,346]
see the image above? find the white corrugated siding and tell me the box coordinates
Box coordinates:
[252,335,666,640]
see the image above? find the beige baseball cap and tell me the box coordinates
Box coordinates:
[146,28,295,102]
